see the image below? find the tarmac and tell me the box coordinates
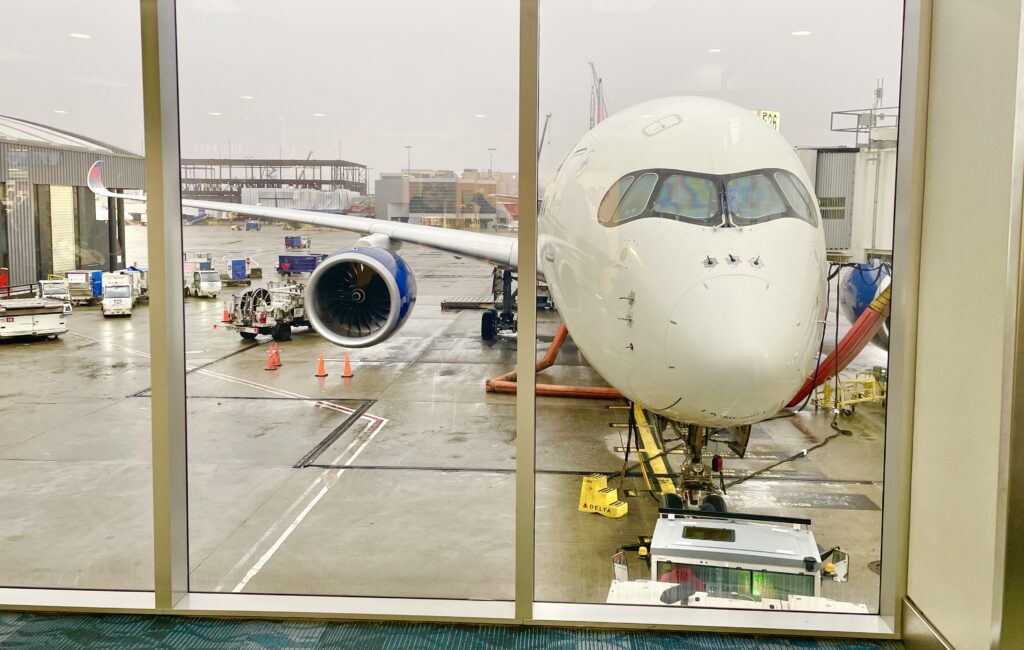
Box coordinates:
[0,223,886,610]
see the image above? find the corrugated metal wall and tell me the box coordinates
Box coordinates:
[0,143,143,188]
[816,152,857,250]
[1,142,142,283]
[4,178,35,284]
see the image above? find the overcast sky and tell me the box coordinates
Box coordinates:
[1,0,903,188]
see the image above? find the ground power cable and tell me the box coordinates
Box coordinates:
[726,263,853,487]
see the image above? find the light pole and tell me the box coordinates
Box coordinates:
[404,146,413,222]
[487,147,496,179]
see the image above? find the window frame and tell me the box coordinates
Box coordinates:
[0,0,928,640]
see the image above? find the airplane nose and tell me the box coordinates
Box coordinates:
[665,275,808,422]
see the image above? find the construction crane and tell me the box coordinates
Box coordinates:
[538,112,552,161]
[589,62,610,129]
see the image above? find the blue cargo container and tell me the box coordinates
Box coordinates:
[230,259,248,280]
[276,254,326,276]
[244,220,261,231]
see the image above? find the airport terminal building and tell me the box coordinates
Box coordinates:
[0,116,143,285]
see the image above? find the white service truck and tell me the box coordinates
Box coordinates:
[605,509,863,612]
[0,298,69,340]
[117,268,148,303]
[184,264,222,298]
[223,281,308,342]
[101,273,134,317]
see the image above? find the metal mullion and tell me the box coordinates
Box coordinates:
[879,0,930,629]
[140,0,188,610]
[993,4,1024,645]
[515,0,539,624]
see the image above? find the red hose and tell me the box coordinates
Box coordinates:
[786,285,892,408]
[485,322,625,400]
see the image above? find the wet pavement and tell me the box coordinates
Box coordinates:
[0,223,885,611]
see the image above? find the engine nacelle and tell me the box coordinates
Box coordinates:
[305,246,416,347]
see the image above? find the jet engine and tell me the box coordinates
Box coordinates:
[305,246,416,347]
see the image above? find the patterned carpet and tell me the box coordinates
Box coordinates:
[0,613,904,649]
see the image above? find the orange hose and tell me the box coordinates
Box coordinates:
[485,322,625,400]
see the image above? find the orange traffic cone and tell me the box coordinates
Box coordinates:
[272,343,282,368]
[342,351,354,378]
[314,352,328,378]
[264,347,276,371]
[222,306,231,323]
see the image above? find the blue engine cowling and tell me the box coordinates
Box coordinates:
[305,246,416,347]
[838,260,890,350]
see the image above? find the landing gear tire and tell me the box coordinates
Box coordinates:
[271,323,292,342]
[481,309,497,341]
[239,331,258,341]
[700,495,727,513]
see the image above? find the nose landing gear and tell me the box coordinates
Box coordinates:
[621,405,732,513]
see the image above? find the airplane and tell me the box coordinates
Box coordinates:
[90,96,827,510]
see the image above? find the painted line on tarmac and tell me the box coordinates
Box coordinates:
[196,367,384,425]
[225,416,387,593]
[68,332,385,426]
[211,417,380,592]
[69,333,394,591]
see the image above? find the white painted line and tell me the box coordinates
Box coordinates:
[230,417,387,592]
[68,332,385,425]
[70,330,392,592]
[211,419,378,591]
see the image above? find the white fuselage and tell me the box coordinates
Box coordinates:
[539,97,826,427]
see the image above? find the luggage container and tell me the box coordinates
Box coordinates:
[38,279,71,304]
[285,235,311,250]
[276,254,326,276]
[230,259,248,280]
[65,270,103,305]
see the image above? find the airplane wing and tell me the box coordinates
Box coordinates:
[89,161,518,269]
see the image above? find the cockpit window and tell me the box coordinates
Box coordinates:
[774,171,817,225]
[653,175,719,221]
[726,174,787,223]
[597,167,819,229]
[598,175,634,224]
[613,172,658,222]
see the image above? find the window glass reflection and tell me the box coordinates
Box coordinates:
[0,0,150,590]
[537,0,901,615]
[726,173,787,222]
[177,0,518,600]
[653,175,718,221]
